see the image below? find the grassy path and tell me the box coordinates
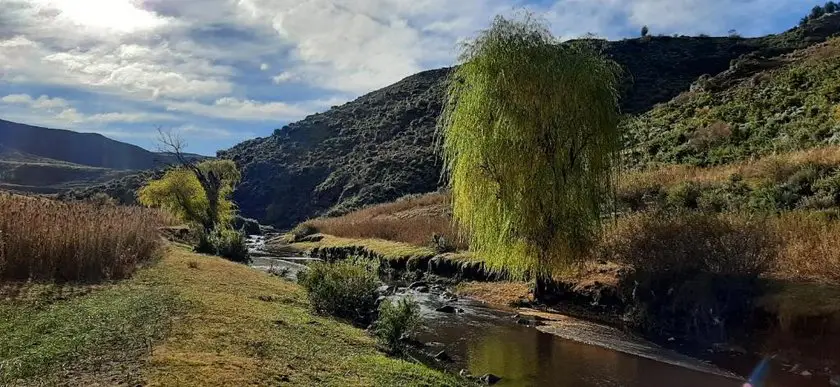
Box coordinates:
[1,246,463,386]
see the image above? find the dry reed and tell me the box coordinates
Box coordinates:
[303,193,466,249]
[0,193,163,282]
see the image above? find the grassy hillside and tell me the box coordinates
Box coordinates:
[625,36,840,168]
[0,247,464,386]
[221,14,840,227]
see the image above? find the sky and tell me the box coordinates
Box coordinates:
[0,0,817,155]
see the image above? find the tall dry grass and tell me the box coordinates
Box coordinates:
[771,212,840,283]
[599,211,777,277]
[302,193,466,250]
[0,193,163,282]
[618,146,840,195]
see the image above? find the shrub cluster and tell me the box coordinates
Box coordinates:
[195,227,250,263]
[373,297,420,353]
[0,193,163,282]
[297,259,380,325]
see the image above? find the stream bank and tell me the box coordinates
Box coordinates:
[260,236,836,386]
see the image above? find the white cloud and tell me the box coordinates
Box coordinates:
[165,97,333,121]
[1,93,177,126]
[272,71,297,84]
[30,0,172,33]
[1,94,69,109]
[260,63,270,71]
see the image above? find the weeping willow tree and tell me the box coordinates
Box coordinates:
[439,15,622,300]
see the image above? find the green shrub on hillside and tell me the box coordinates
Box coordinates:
[619,163,840,214]
[196,227,250,263]
[373,297,420,353]
[297,260,380,325]
[626,38,840,168]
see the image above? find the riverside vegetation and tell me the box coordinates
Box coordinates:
[283,10,840,378]
[0,188,459,386]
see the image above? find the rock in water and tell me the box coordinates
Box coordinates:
[435,305,457,313]
[408,281,427,290]
[479,373,502,385]
[434,350,451,362]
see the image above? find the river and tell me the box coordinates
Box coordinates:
[247,238,824,387]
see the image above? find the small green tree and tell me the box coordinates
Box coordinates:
[825,1,838,14]
[641,25,649,37]
[138,159,240,231]
[439,14,622,300]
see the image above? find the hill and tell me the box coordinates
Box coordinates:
[220,13,840,227]
[0,119,202,194]
[624,34,840,168]
[0,119,170,170]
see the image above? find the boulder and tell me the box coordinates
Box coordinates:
[408,281,427,290]
[232,215,261,235]
[436,305,457,313]
[479,373,502,385]
[434,350,451,362]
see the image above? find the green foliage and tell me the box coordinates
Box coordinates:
[138,160,239,229]
[626,38,840,168]
[196,227,250,263]
[620,164,840,214]
[373,297,420,353]
[640,25,649,37]
[440,14,622,279]
[290,223,319,242]
[297,259,380,324]
[666,181,703,209]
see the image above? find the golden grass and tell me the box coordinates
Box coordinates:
[302,193,467,250]
[146,247,462,386]
[0,193,163,282]
[617,146,840,194]
[454,281,531,307]
[294,234,438,261]
[770,212,840,283]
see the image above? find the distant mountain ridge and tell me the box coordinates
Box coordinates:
[220,14,840,227]
[0,119,204,194]
[0,119,171,170]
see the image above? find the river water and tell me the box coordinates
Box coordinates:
[247,238,824,387]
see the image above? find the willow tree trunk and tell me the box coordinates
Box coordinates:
[533,276,550,303]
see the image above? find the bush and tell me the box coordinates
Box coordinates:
[297,259,380,324]
[0,193,162,282]
[605,212,776,276]
[374,297,420,353]
[196,227,250,263]
[665,181,702,209]
[600,212,778,341]
[289,223,318,242]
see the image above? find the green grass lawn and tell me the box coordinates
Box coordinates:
[0,246,464,386]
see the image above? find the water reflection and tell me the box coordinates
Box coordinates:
[456,322,735,387]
